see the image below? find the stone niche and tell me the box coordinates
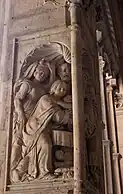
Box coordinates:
[3,40,103,194]
[4,38,74,194]
[1,39,103,194]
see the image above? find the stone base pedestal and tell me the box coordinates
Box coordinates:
[4,179,100,194]
[6,179,74,194]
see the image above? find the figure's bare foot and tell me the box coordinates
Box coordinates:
[21,174,35,182]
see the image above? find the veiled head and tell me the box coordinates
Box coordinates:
[34,59,50,82]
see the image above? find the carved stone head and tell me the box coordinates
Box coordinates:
[57,63,71,83]
[34,59,50,82]
[50,80,67,98]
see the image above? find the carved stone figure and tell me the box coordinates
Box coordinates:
[56,62,71,95]
[11,80,72,182]
[10,42,73,183]
[11,59,55,181]
[56,62,71,83]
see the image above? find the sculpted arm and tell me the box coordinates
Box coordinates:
[14,83,29,118]
[52,108,70,125]
[57,101,72,109]
[41,95,55,109]
[41,95,71,125]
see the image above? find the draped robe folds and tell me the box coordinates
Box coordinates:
[11,79,46,173]
[11,95,69,182]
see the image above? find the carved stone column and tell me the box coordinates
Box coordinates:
[99,56,113,194]
[69,1,85,194]
[106,76,122,194]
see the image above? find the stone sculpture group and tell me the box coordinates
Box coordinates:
[10,43,73,183]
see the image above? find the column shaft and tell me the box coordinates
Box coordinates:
[99,57,113,194]
[106,83,121,194]
[70,2,85,194]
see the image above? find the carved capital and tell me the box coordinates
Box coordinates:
[113,153,122,160]
[102,140,111,147]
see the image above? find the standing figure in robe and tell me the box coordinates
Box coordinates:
[11,59,55,182]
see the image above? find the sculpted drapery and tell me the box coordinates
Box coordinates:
[10,42,100,188]
[10,42,72,183]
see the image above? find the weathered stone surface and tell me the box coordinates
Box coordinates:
[11,0,64,17]
[7,179,74,193]
[10,7,66,36]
